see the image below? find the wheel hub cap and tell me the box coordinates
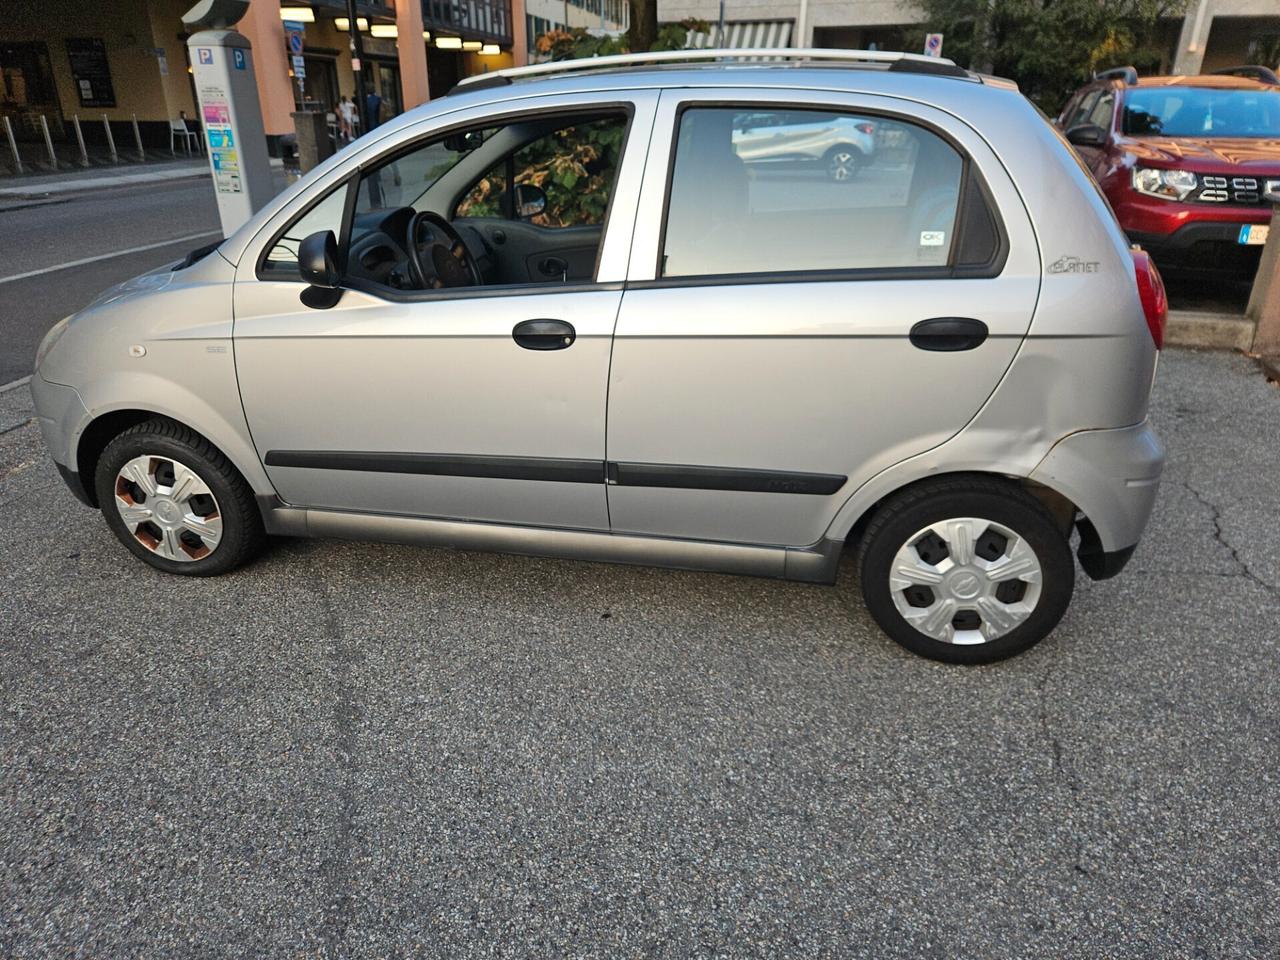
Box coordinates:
[889,517,1043,645]
[113,454,222,562]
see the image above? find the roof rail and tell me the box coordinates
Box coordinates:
[455,47,971,90]
[1094,66,1138,85]
[1212,65,1280,84]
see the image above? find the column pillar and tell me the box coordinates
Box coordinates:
[237,0,295,137]
[510,0,528,66]
[397,0,431,109]
[1172,0,1213,75]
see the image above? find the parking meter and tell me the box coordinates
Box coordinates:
[183,0,276,235]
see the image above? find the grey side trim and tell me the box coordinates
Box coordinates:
[262,503,844,583]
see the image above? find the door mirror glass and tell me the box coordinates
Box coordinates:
[514,183,547,220]
[299,230,340,288]
[1065,123,1107,148]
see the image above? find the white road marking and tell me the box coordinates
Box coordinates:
[0,375,32,394]
[0,231,222,286]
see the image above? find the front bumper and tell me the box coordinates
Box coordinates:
[1029,420,1165,581]
[30,374,93,506]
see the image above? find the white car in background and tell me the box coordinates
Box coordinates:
[732,112,877,180]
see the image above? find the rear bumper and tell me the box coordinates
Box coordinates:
[1029,420,1165,580]
[1128,223,1265,274]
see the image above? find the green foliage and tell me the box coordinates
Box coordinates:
[913,0,1189,111]
[533,18,709,60]
[456,118,626,228]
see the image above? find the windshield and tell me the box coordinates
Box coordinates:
[1122,87,1280,138]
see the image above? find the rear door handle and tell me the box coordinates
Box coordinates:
[909,317,989,352]
[513,318,576,351]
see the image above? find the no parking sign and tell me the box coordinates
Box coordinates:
[924,33,944,58]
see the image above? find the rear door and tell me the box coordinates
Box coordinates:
[604,88,1041,548]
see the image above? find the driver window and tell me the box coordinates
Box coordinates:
[338,110,629,293]
[456,116,626,228]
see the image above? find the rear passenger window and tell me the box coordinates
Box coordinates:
[660,107,965,277]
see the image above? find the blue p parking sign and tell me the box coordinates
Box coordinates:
[232,49,246,70]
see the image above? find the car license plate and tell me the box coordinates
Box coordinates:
[1239,224,1270,245]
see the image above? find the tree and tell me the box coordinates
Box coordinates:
[628,0,658,58]
[914,0,1189,111]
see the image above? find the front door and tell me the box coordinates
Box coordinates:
[605,90,1042,548]
[232,94,655,532]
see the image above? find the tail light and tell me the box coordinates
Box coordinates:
[855,123,875,135]
[1131,248,1167,349]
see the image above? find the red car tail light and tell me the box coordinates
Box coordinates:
[1131,248,1167,349]
[855,123,875,135]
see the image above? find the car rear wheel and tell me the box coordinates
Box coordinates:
[857,477,1074,664]
[824,144,863,182]
[94,418,265,576]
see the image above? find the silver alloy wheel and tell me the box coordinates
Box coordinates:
[827,150,858,181]
[888,517,1043,645]
[113,454,223,562]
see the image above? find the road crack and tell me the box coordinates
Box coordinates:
[1036,668,1090,877]
[0,417,36,437]
[314,559,358,960]
[1182,478,1278,596]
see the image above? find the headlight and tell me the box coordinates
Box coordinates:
[1132,167,1197,201]
[34,315,71,371]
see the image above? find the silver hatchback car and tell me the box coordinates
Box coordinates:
[31,50,1167,663]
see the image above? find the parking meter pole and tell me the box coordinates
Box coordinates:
[39,115,57,169]
[1247,202,1280,358]
[131,114,146,161]
[72,115,89,167]
[184,4,275,236]
[3,116,22,174]
[101,115,117,164]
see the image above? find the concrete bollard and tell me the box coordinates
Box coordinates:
[72,115,89,167]
[1247,201,1280,358]
[2,116,21,173]
[39,115,57,169]
[132,114,145,162]
[102,115,118,163]
[290,111,334,174]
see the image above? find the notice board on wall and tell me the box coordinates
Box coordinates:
[65,38,116,108]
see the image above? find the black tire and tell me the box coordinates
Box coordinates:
[823,144,863,182]
[857,476,1074,664]
[94,417,265,576]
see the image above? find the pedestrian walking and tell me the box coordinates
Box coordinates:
[365,90,383,132]
[337,95,355,142]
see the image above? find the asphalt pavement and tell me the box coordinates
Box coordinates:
[1,343,1278,957]
[2,171,1279,957]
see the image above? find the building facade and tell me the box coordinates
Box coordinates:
[1,0,529,169]
[659,0,1280,91]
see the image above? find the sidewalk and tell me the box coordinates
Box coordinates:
[0,159,210,200]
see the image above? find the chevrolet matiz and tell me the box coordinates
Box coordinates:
[31,49,1167,663]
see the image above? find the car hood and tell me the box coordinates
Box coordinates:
[1121,135,1280,171]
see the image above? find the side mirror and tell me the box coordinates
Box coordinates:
[297,230,343,309]
[1065,123,1107,148]
[299,230,340,288]
[513,183,547,220]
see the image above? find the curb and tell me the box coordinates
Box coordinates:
[0,167,210,201]
[1165,310,1255,352]
[1260,355,1280,383]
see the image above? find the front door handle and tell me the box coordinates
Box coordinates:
[513,318,576,351]
[909,317,988,352]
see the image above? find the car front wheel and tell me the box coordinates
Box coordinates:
[94,418,265,576]
[858,477,1074,664]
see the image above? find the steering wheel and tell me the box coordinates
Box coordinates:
[404,210,482,290]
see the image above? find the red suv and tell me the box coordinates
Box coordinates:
[1057,66,1280,276]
